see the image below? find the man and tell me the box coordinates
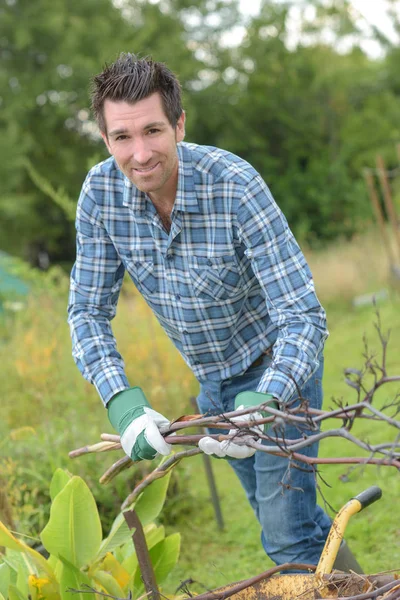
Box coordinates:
[68,53,360,571]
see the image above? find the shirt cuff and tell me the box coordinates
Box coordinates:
[255,368,298,404]
[93,366,130,406]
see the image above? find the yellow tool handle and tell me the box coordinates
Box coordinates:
[315,486,382,578]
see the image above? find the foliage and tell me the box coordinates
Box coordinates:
[1,0,400,263]
[0,468,180,600]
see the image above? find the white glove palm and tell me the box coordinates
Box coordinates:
[120,407,172,460]
[198,406,264,459]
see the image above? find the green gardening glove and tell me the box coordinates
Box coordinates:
[234,391,278,432]
[108,387,172,461]
[198,392,277,458]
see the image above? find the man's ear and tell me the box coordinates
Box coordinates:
[175,110,186,143]
[101,131,112,154]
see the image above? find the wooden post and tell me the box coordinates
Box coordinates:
[190,397,224,531]
[376,155,400,259]
[123,509,160,600]
[363,170,396,267]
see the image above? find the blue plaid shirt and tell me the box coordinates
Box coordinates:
[68,142,328,406]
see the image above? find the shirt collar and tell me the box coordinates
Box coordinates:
[122,142,200,214]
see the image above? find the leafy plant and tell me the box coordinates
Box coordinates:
[0,468,180,600]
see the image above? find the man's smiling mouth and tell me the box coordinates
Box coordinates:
[133,162,159,174]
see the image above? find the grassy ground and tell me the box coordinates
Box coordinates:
[1,228,400,595]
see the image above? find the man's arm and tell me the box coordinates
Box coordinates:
[237,174,328,404]
[68,184,129,405]
[199,174,327,460]
[68,181,172,461]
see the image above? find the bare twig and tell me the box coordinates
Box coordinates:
[121,448,201,509]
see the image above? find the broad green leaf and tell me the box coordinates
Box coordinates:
[4,547,35,578]
[121,524,165,578]
[0,523,22,552]
[130,533,180,598]
[58,559,95,600]
[133,471,171,527]
[121,551,138,580]
[144,524,165,550]
[16,564,29,598]
[91,569,124,598]
[8,584,28,600]
[95,513,132,561]
[101,553,130,589]
[49,469,72,502]
[0,563,10,597]
[114,540,133,565]
[0,592,5,600]
[97,510,166,564]
[41,477,102,569]
[0,523,56,582]
[149,533,180,586]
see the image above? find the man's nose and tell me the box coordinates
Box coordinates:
[131,138,152,165]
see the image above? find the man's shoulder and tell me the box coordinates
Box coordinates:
[181,142,258,186]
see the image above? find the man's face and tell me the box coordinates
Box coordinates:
[101,92,185,200]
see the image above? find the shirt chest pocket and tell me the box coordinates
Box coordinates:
[120,250,157,295]
[188,255,242,301]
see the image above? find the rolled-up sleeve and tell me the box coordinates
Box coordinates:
[68,183,129,405]
[237,175,328,403]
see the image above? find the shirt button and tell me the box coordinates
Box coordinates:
[207,259,212,266]
[193,360,200,365]
[182,329,188,334]
[166,253,173,260]
[175,294,181,300]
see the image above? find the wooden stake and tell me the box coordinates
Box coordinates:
[123,509,160,600]
[376,155,400,259]
[363,170,396,267]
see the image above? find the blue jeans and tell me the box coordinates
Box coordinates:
[196,352,332,568]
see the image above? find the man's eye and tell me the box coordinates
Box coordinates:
[147,128,160,135]
[116,135,128,141]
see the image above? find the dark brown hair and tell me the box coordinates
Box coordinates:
[91,53,182,134]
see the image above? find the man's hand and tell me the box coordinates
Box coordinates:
[198,392,277,459]
[108,387,171,461]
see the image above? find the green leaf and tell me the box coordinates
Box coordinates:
[144,524,165,550]
[0,592,5,600]
[0,523,56,582]
[58,559,95,600]
[131,533,180,598]
[40,477,102,569]
[132,470,171,527]
[149,533,180,586]
[91,570,125,598]
[16,564,29,598]
[95,513,132,562]
[120,551,138,579]
[8,584,28,600]
[0,563,10,597]
[121,525,165,578]
[50,469,72,502]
